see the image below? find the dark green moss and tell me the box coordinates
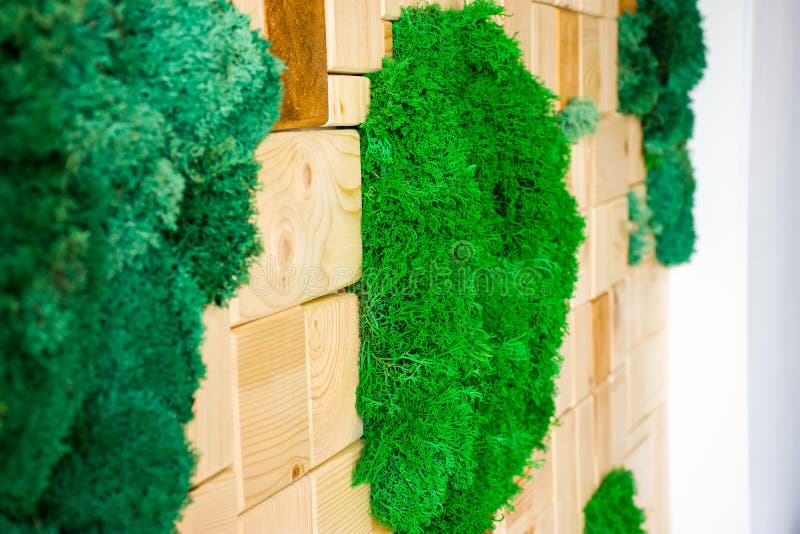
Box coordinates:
[584,469,646,534]
[355,2,583,533]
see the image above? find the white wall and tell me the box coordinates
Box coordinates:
[668,0,753,532]
[746,1,800,532]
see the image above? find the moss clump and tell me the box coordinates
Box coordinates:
[0,0,281,530]
[584,469,647,534]
[627,190,655,265]
[560,98,602,144]
[618,0,705,266]
[355,2,583,533]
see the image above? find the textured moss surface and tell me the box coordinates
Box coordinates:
[627,189,655,265]
[618,0,706,265]
[354,2,583,533]
[0,0,281,530]
[584,469,646,534]
[560,97,601,144]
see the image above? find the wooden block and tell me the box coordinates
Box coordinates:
[553,409,578,534]
[591,292,611,388]
[555,314,575,415]
[529,445,555,519]
[579,14,600,102]
[638,258,669,340]
[234,130,362,325]
[232,0,265,34]
[504,0,534,73]
[265,0,329,130]
[598,18,618,113]
[567,135,595,210]
[534,505,555,533]
[530,3,560,94]
[575,396,597,509]
[232,294,362,510]
[627,411,655,455]
[590,196,628,298]
[594,371,627,477]
[325,75,370,127]
[625,433,657,513]
[186,307,234,486]
[581,0,603,15]
[602,0,619,18]
[625,115,647,185]
[177,469,237,534]
[627,331,668,429]
[573,302,593,403]
[383,20,393,58]
[610,275,634,370]
[326,0,383,73]
[311,442,373,533]
[239,476,314,534]
[593,115,631,205]
[572,209,592,306]
[559,9,580,105]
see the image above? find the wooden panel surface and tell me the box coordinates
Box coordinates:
[234,130,362,326]
[553,409,579,533]
[627,332,668,429]
[579,14,601,102]
[573,301,594,403]
[573,208,593,306]
[598,18,619,112]
[326,0,383,73]
[325,75,371,127]
[530,3,560,93]
[590,196,629,298]
[238,476,314,534]
[575,395,598,509]
[559,9,580,104]
[504,0,534,72]
[265,0,329,130]
[311,442,373,533]
[594,114,631,204]
[592,292,612,387]
[177,469,238,534]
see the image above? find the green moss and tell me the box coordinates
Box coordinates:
[355,2,583,533]
[560,98,601,144]
[584,469,646,534]
[618,0,705,266]
[0,0,280,529]
[627,190,654,265]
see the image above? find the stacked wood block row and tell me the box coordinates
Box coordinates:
[494,1,671,533]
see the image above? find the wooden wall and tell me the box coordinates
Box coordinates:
[177,1,670,533]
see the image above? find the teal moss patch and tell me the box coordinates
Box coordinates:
[354,2,583,533]
[627,189,655,265]
[560,97,602,144]
[0,0,281,530]
[618,0,706,265]
[584,469,646,534]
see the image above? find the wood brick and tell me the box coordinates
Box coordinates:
[638,258,669,340]
[602,0,619,18]
[572,209,592,307]
[625,433,657,513]
[591,292,612,388]
[233,130,362,325]
[504,0,534,72]
[530,3,560,95]
[611,275,634,370]
[534,505,555,533]
[239,475,314,534]
[559,9,580,105]
[627,331,668,429]
[186,306,234,486]
[594,372,627,477]
[619,0,636,14]
[579,14,600,102]
[575,396,597,509]
[555,315,575,415]
[312,442,373,533]
[573,301,594,403]
[177,469,237,534]
[383,19,393,57]
[598,18,618,112]
[232,294,362,510]
[553,409,578,534]
[582,0,604,16]
[626,115,647,185]
[567,135,595,210]
[590,196,629,297]
[594,115,631,205]
[325,75,371,127]
[326,0,383,73]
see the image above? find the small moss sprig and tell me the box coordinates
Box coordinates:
[560,98,601,144]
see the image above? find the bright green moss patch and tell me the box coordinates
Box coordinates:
[355,2,583,533]
[560,98,602,144]
[0,0,280,530]
[618,0,706,266]
[584,469,646,534]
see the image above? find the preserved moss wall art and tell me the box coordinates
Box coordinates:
[583,469,647,534]
[619,0,706,265]
[354,2,583,533]
[0,0,281,531]
[560,97,601,144]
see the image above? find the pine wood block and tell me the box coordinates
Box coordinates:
[593,114,631,205]
[239,476,314,534]
[312,442,372,533]
[504,0,534,73]
[590,196,629,298]
[326,0,383,73]
[232,0,265,34]
[627,411,655,455]
[591,292,612,388]
[573,301,594,403]
[177,469,237,534]
[186,306,234,486]
[530,3,560,95]
[579,14,600,102]
[581,0,604,15]
[265,0,329,130]
[625,115,647,185]
[553,409,578,534]
[575,396,597,510]
[598,18,618,112]
[594,373,627,477]
[555,317,575,415]
[572,209,592,307]
[233,130,362,326]
[383,20,393,58]
[559,9,580,105]
[625,433,657,513]
[325,75,370,127]
[232,294,362,510]
[627,331,668,429]
[638,258,669,341]
[602,0,619,18]
[611,275,634,370]
[567,135,595,210]
[534,505,555,533]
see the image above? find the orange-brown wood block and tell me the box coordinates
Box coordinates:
[575,395,598,509]
[231,294,362,511]
[591,292,612,387]
[627,331,668,429]
[186,307,234,486]
[553,409,578,534]
[177,469,238,534]
[265,0,329,130]
[559,9,580,105]
[233,130,362,326]
[530,3,560,94]
[325,75,371,127]
[383,19,393,57]
[590,196,628,298]
[618,0,637,14]
[598,18,618,112]
[579,14,601,102]
[326,0,383,73]
[594,114,631,205]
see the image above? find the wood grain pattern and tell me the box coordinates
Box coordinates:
[530,3,560,95]
[590,196,629,298]
[579,14,601,102]
[594,114,632,204]
[238,476,314,534]
[265,0,329,130]
[325,75,371,127]
[186,306,234,486]
[591,292,612,387]
[559,9,580,105]
[176,469,237,534]
[326,0,383,73]
[311,442,373,533]
[233,130,362,326]
[598,18,619,112]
